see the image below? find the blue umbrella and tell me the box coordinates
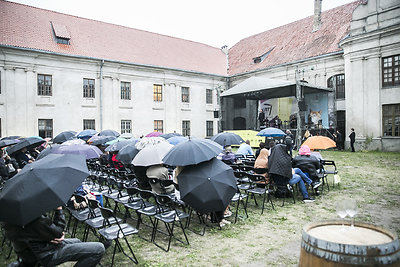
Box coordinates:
[257,127,286,137]
[98,129,120,137]
[167,136,188,145]
[160,133,183,139]
[77,129,98,141]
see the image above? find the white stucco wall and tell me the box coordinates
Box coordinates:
[0,48,225,138]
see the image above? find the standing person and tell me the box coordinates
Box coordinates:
[285,130,294,158]
[236,140,254,156]
[4,207,106,267]
[336,130,343,150]
[349,128,356,152]
[258,109,265,128]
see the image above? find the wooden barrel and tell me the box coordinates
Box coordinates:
[299,220,400,267]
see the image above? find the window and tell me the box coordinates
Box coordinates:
[83,78,95,98]
[153,84,163,102]
[83,119,95,130]
[38,74,52,96]
[181,87,190,103]
[327,74,345,99]
[154,120,163,133]
[121,120,132,134]
[206,89,213,104]
[382,55,400,87]
[206,121,214,137]
[51,22,71,45]
[38,119,53,139]
[382,104,400,137]
[182,120,191,136]
[121,81,131,100]
[234,98,246,109]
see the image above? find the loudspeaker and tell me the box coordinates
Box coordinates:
[213,111,219,118]
[298,100,306,111]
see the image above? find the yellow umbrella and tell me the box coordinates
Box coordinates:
[302,136,336,150]
[224,130,264,147]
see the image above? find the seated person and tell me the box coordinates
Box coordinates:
[292,145,322,189]
[14,147,34,169]
[268,144,315,202]
[254,148,269,182]
[236,140,254,156]
[146,164,174,194]
[255,142,266,159]
[221,146,237,165]
[133,165,151,190]
[4,206,105,266]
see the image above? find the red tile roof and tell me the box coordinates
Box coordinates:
[0,0,227,76]
[228,1,361,76]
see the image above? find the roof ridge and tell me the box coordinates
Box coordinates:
[3,0,223,51]
[233,1,360,46]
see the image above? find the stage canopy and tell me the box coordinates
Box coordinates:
[220,76,332,100]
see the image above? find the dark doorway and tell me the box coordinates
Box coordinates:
[233,117,246,130]
[336,111,346,150]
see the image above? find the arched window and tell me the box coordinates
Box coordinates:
[327,74,345,99]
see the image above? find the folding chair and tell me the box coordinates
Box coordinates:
[245,173,274,214]
[152,193,190,252]
[98,207,139,266]
[229,185,249,223]
[66,194,90,238]
[135,189,159,242]
[269,174,295,207]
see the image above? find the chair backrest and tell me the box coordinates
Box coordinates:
[248,173,267,183]
[99,206,115,227]
[240,165,254,172]
[245,155,256,160]
[154,193,174,212]
[233,171,246,179]
[87,198,101,218]
[137,188,154,202]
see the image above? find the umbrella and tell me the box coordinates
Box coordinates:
[162,138,222,166]
[52,130,77,144]
[0,154,89,226]
[36,144,63,160]
[77,129,98,141]
[105,139,137,152]
[225,130,264,147]
[120,133,134,139]
[145,131,163,137]
[116,144,140,164]
[0,139,19,149]
[87,135,116,146]
[257,127,286,137]
[210,132,244,146]
[135,137,166,150]
[62,139,86,146]
[302,136,336,150]
[55,144,102,159]
[132,142,173,166]
[98,129,120,137]
[6,136,45,156]
[178,158,237,214]
[105,137,131,146]
[0,136,22,141]
[167,136,188,145]
[160,133,183,139]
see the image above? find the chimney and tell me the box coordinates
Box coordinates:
[221,45,229,70]
[313,0,322,32]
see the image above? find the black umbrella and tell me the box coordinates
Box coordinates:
[162,138,222,166]
[53,130,77,144]
[0,136,22,141]
[116,144,140,164]
[6,137,46,156]
[210,132,244,147]
[0,154,89,226]
[88,135,116,146]
[0,139,19,149]
[105,139,135,152]
[160,132,183,139]
[36,144,63,160]
[178,158,237,214]
[98,129,120,137]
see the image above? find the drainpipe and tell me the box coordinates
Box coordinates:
[99,60,104,130]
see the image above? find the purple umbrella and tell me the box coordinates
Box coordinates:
[48,144,102,159]
[145,131,163,137]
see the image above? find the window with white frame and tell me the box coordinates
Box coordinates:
[182,120,190,136]
[181,87,190,103]
[153,84,162,102]
[206,89,213,104]
[121,120,132,134]
[154,120,163,133]
[206,121,213,137]
[382,55,400,87]
[121,81,131,100]
[83,78,95,98]
[83,119,95,130]
[38,119,53,138]
[38,74,52,96]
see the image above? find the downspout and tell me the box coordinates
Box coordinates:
[99,59,104,130]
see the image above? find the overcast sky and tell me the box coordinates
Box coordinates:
[8,0,355,48]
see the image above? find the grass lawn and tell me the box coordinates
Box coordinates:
[1,150,400,266]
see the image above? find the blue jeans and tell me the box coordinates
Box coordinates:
[289,174,309,199]
[293,168,313,185]
[41,238,105,267]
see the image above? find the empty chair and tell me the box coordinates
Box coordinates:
[135,189,159,242]
[152,193,190,252]
[229,185,249,223]
[245,173,275,214]
[98,207,139,266]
